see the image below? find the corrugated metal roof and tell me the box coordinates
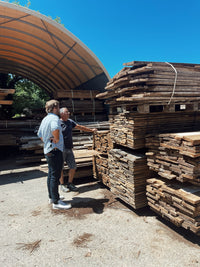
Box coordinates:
[0,2,110,96]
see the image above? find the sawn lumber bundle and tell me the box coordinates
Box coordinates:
[146,132,200,185]
[108,148,150,209]
[146,178,200,235]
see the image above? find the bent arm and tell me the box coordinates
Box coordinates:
[51,129,60,143]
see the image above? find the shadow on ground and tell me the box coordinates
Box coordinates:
[0,170,46,185]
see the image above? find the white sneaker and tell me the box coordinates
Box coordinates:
[49,195,65,204]
[60,184,70,193]
[52,200,72,210]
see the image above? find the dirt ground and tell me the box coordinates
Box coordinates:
[0,158,200,267]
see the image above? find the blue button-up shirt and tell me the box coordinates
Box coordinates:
[37,113,64,154]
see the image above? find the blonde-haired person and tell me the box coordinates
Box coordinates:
[59,107,97,192]
[37,100,71,210]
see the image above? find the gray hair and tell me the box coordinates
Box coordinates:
[60,107,68,114]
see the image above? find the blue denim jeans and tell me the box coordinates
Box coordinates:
[45,149,63,204]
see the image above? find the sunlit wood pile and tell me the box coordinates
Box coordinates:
[146,178,200,235]
[108,148,150,209]
[146,132,200,185]
[94,60,200,234]
[92,130,113,187]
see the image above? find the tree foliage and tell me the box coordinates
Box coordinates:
[12,79,50,116]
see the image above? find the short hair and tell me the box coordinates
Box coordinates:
[45,100,59,114]
[60,107,68,114]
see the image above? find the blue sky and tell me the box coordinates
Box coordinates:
[4,0,200,78]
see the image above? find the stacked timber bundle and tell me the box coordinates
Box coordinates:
[0,88,15,105]
[146,178,200,235]
[109,111,200,150]
[0,120,109,165]
[93,154,110,187]
[146,132,200,185]
[92,130,113,187]
[97,61,200,106]
[58,89,108,122]
[108,148,150,209]
[97,61,200,150]
[17,136,44,164]
[93,130,113,154]
[63,150,98,179]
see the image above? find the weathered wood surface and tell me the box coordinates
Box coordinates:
[0,89,15,104]
[109,111,200,150]
[146,132,200,185]
[93,154,110,187]
[56,90,101,99]
[97,61,200,108]
[108,148,150,209]
[146,178,200,235]
[0,121,110,164]
[60,99,105,114]
[93,130,113,154]
[40,149,98,179]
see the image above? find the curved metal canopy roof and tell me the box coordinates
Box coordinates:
[0,1,110,97]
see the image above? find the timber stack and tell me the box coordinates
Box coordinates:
[146,132,200,185]
[108,148,150,209]
[145,131,200,235]
[96,60,200,233]
[0,88,15,105]
[146,178,200,235]
[93,130,113,187]
[58,89,108,122]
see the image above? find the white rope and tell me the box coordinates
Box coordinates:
[165,62,178,105]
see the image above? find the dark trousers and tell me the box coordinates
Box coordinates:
[45,149,63,203]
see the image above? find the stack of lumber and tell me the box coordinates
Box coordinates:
[95,60,200,232]
[0,88,15,105]
[64,149,97,179]
[0,133,17,146]
[72,121,110,151]
[93,154,110,187]
[40,149,98,180]
[92,130,113,187]
[97,61,200,106]
[0,120,110,165]
[109,111,200,150]
[97,61,200,151]
[108,148,150,209]
[59,89,107,122]
[93,130,113,154]
[146,132,200,185]
[146,178,200,235]
[16,135,44,164]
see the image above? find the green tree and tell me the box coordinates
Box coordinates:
[12,79,50,117]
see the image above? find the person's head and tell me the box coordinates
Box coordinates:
[60,107,70,121]
[45,100,60,115]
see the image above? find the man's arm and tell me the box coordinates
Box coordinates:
[51,129,60,143]
[75,124,97,133]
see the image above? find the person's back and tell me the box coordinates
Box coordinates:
[37,100,71,210]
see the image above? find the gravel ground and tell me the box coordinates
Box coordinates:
[0,160,200,267]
